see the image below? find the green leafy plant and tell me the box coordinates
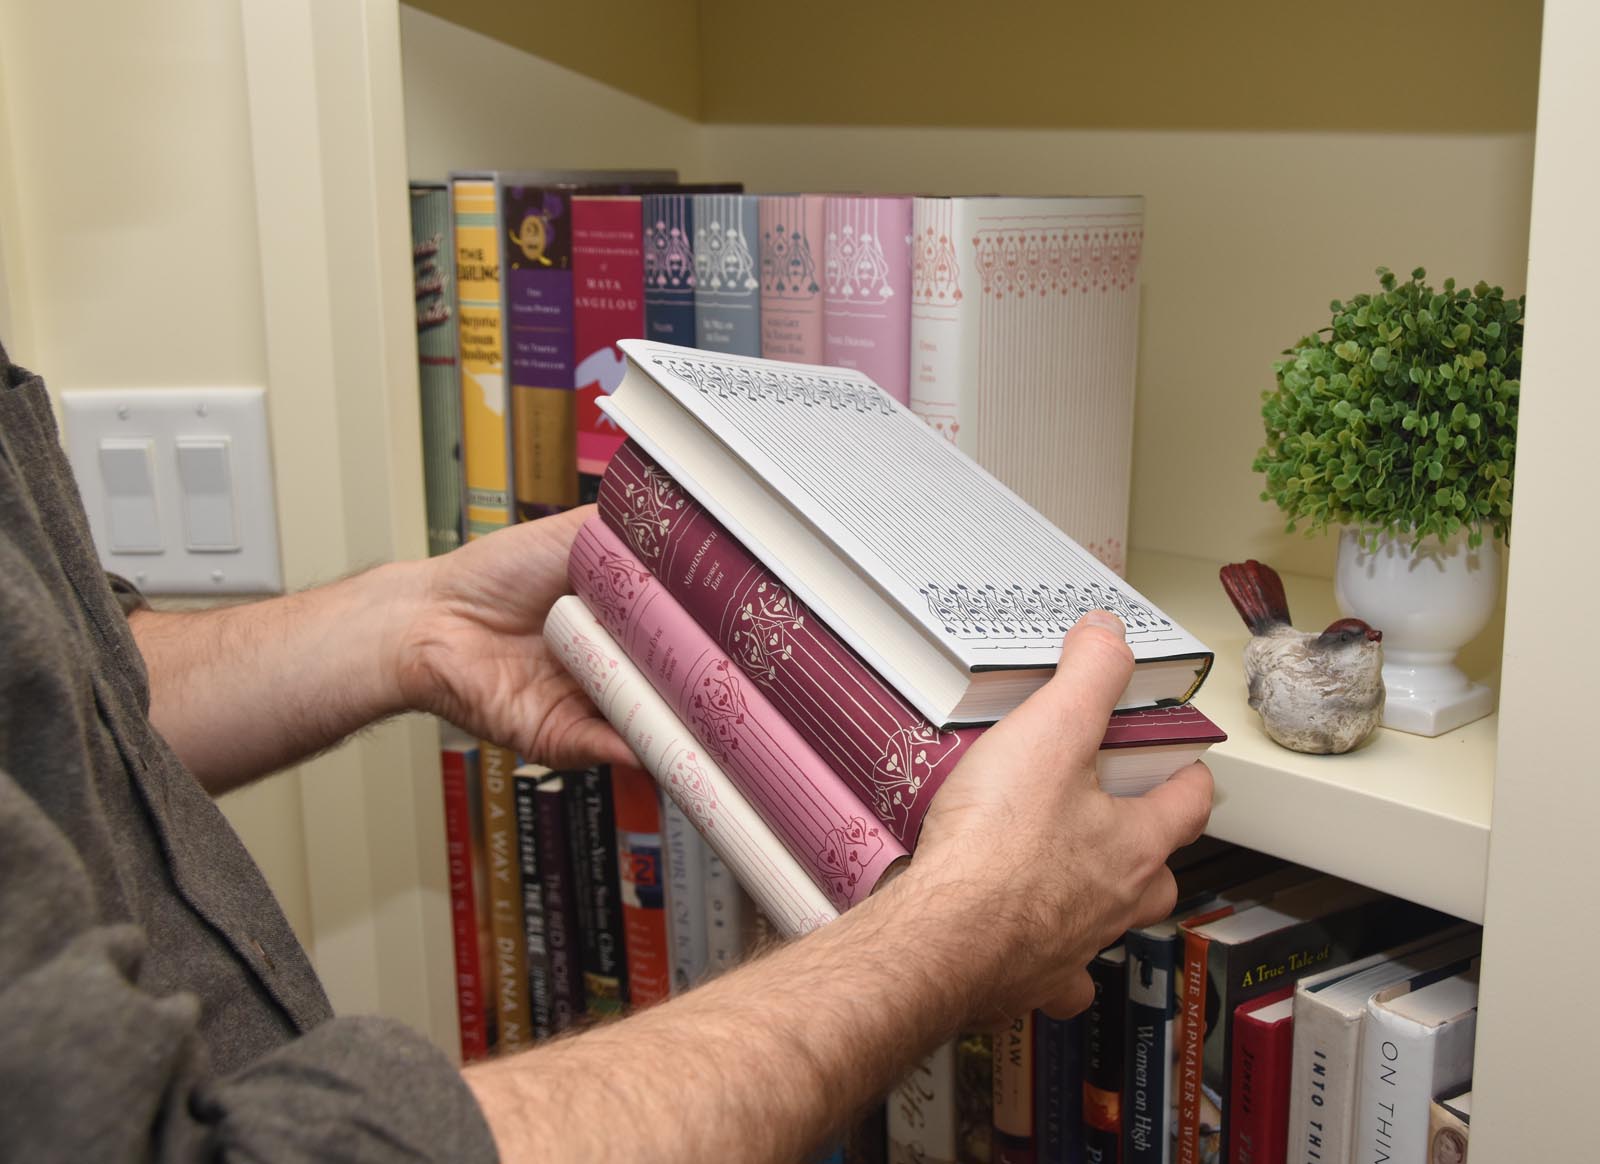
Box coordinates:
[1254,266,1521,549]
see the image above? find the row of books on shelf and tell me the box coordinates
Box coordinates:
[409,169,1146,576]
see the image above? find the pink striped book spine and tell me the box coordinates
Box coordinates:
[758,194,826,363]
[823,195,913,404]
[598,440,978,848]
[568,517,907,910]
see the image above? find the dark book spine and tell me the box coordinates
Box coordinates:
[844,1100,887,1164]
[513,772,554,1040]
[535,776,583,1032]
[1036,1011,1084,1164]
[568,765,630,1017]
[643,193,696,345]
[1123,931,1178,1164]
[1083,949,1127,1163]
[440,745,490,1061]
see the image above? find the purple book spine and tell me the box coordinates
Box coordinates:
[597,441,978,848]
[534,776,583,1032]
[569,517,905,911]
[823,195,914,403]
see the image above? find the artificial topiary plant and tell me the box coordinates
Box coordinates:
[1254,267,1522,549]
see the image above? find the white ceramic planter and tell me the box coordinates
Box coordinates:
[1333,527,1499,736]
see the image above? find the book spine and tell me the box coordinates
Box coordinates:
[1231,997,1293,1164]
[659,793,710,992]
[643,193,696,346]
[1285,995,1360,1164]
[409,186,465,555]
[759,194,826,363]
[1357,1002,1477,1164]
[573,195,647,495]
[957,1032,996,1164]
[909,196,970,448]
[502,184,580,520]
[824,195,913,404]
[703,850,752,972]
[568,517,907,909]
[597,440,979,849]
[1175,930,1211,1164]
[545,594,839,937]
[693,193,762,357]
[567,766,630,1019]
[481,743,531,1052]
[847,1102,889,1164]
[1083,951,1126,1163]
[512,770,555,1041]
[1123,931,1179,1164]
[440,743,491,1061]
[612,763,672,1008]
[451,177,511,537]
[890,1040,959,1164]
[994,1013,1037,1164]
[534,776,584,1032]
[1035,1012,1084,1164]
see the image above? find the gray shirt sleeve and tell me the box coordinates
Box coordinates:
[0,769,500,1163]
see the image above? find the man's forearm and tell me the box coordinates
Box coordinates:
[129,562,426,794]
[467,865,994,1164]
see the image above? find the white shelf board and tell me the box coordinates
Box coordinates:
[1127,550,1493,923]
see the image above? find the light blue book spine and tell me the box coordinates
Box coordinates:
[692,192,762,357]
[408,183,465,556]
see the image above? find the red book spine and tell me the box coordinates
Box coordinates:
[441,745,490,1062]
[1230,987,1294,1164]
[572,195,647,488]
[612,763,672,1008]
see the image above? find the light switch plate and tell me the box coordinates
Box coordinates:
[60,388,283,594]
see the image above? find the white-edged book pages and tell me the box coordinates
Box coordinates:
[598,339,1212,728]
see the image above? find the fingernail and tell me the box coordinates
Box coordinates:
[1081,610,1125,637]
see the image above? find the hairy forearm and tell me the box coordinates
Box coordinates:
[129,562,426,793]
[467,867,993,1164]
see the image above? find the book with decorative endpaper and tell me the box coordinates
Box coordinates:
[759,194,826,363]
[568,515,908,910]
[597,340,1211,729]
[545,594,839,937]
[598,439,1222,848]
[824,195,913,404]
[910,196,1144,575]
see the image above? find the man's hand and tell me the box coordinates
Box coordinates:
[900,610,1214,1024]
[398,506,634,771]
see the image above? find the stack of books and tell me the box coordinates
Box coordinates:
[547,338,1223,936]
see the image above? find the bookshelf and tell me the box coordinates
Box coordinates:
[0,1,1589,1158]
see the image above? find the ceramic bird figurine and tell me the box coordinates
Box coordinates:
[1219,560,1385,754]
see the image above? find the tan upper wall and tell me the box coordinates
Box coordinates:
[410,0,1542,133]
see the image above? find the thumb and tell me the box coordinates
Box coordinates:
[1004,610,1135,758]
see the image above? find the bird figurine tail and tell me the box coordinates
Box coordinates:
[1219,560,1292,635]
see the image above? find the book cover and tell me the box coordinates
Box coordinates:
[599,340,1213,727]
[534,772,584,1032]
[1358,966,1479,1164]
[958,1032,996,1164]
[1428,1086,1470,1164]
[440,734,492,1061]
[1285,926,1479,1164]
[598,440,1221,848]
[825,195,913,404]
[1229,988,1294,1164]
[512,764,556,1041]
[996,1012,1038,1164]
[481,742,531,1052]
[573,194,650,496]
[659,793,710,992]
[409,183,465,556]
[545,594,840,937]
[644,192,697,346]
[1036,1011,1084,1164]
[693,192,762,357]
[1176,880,1449,1164]
[910,196,1144,574]
[566,765,630,1019]
[568,516,908,909]
[612,762,672,1008]
[760,194,826,363]
[450,176,510,538]
[1084,946,1127,1163]
[892,1041,960,1164]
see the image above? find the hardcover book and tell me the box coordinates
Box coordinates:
[1083,946,1127,1163]
[568,516,908,909]
[597,341,1213,728]
[1357,966,1479,1164]
[643,191,697,347]
[891,1041,961,1164]
[1035,1011,1084,1164]
[450,176,510,537]
[408,183,465,555]
[512,764,556,1040]
[1428,1086,1470,1164]
[825,195,913,404]
[759,194,826,363]
[1284,926,1478,1164]
[910,196,1144,574]
[481,742,531,1051]
[659,794,711,992]
[534,772,584,1031]
[958,1032,996,1164]
[567,765,630,1018]
[612,763,671,1007]
[440,733,492,1061]
[995,1012,1038,1164]
[545,594,840,937]
[1229,988,1294,1164]
[693,192,763,357]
